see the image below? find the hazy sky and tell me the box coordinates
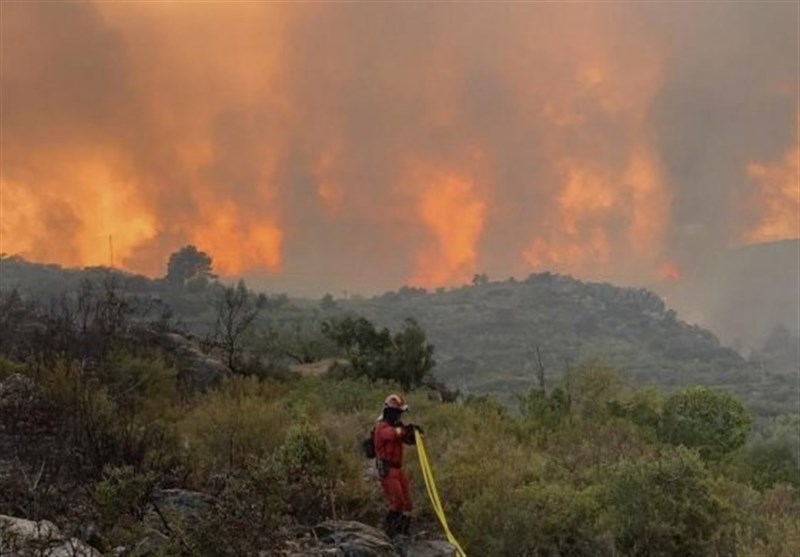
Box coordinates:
[1,1,797,296]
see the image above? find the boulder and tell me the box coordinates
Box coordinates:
[0,514,101,557]
[181,354,228,389]
[127,529,170,557]
[0,373,37,404]
[295,521,459,557]
[148,488,216,532]
[311,521,399,557]
[158,333,229,389]
[398,539,458,557]
[152,488,216,515]
[131,330,229,390]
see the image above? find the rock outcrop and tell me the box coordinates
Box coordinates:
[0,514,101,557]
[159,333,229,390]
[131,330,229,390]
[312,521,397,556]
[282,521,457,557]
[151,488,216,521]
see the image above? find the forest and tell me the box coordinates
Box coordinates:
[0,250,798,556]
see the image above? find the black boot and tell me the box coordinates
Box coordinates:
[384,511,402,537]
[399,514,411,535]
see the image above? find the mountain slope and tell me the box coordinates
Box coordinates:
[343,274,770,404]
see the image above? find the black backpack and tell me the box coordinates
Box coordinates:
[361,427,376,459]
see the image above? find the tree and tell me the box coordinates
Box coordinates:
[210,280,266,371]
[390,318,436,390]
[659,387,751,460]
[322,316,435,389]
[520,387,569,430]
[166,245,215,285]
[262,319,338,365]
[471,273,489,286]
[322,317,392,378]
[603,447,725,556]
[319,293,337,311]
[564,360,625,419]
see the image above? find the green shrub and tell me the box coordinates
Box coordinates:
[178,386,291,480]
[94,465,158,548]
[274,423,336,524]
[185,456,289,557]
[731,483,800,557]
[564,360,625,420]
[659,387,751,461]
[460,482,607,556]
[322,317,434,389]
[520,387,569,430]
[95,465,157,523]
[601,447,726,556]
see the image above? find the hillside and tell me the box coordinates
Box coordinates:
[0,255,798,555]
[340,274,797,412]
[2,256,797,415]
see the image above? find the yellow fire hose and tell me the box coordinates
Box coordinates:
[414,430,468,557]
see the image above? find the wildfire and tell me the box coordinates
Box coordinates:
[1,1,796,288]
[409,170,485,288]
[521,38,669,281]
[659,262,684,282]
[742,123,800,244]
[0,159,156,269]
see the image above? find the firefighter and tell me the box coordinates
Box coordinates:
[374,393,423,537]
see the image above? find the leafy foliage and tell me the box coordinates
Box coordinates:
[659,387,751,460]
[602,447,724,556]
[165,245,215,285]
[323,317,434,389]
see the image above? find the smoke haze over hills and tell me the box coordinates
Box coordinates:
[1,1,798,298]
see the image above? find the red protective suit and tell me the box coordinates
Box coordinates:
[374,420,415,512]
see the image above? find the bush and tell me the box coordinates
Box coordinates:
[660,387,751,460]
[185,456,288,556]
[94,465,158,549]
[460,482,607,556]
[602,447,726,556]
[274,423,336,524]
[95,465,157,523]
[178,381,292,481]
[323,317,434,389]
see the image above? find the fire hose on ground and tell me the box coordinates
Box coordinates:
[414,429,467,557]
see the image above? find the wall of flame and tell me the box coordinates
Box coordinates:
[1,2,797,292]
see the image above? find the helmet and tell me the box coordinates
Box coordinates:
[383,393,409,411]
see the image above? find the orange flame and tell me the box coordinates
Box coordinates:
[409,170,486,287]
[1,2,795,290]
[742,121,800,244]
[0,158,156,268]
[659,261,684,282]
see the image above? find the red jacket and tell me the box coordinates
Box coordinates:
[374,420,415,468]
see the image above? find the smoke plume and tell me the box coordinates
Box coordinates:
[1,1,797,295]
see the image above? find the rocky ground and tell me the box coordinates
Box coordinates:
[0,514,456,556]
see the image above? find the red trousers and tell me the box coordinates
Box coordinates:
[380,467,412,512]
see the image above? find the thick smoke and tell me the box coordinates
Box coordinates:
[1,1,797,296]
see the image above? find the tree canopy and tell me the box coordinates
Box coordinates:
[659,386,751,460]
[323,316,435,389]
[165,245,215,285]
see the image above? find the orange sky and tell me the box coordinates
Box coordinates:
[1,1,797,294]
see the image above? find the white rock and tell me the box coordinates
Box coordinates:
[0,515,100,557]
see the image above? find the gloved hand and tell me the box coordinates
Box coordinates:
[408,423,425,434]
